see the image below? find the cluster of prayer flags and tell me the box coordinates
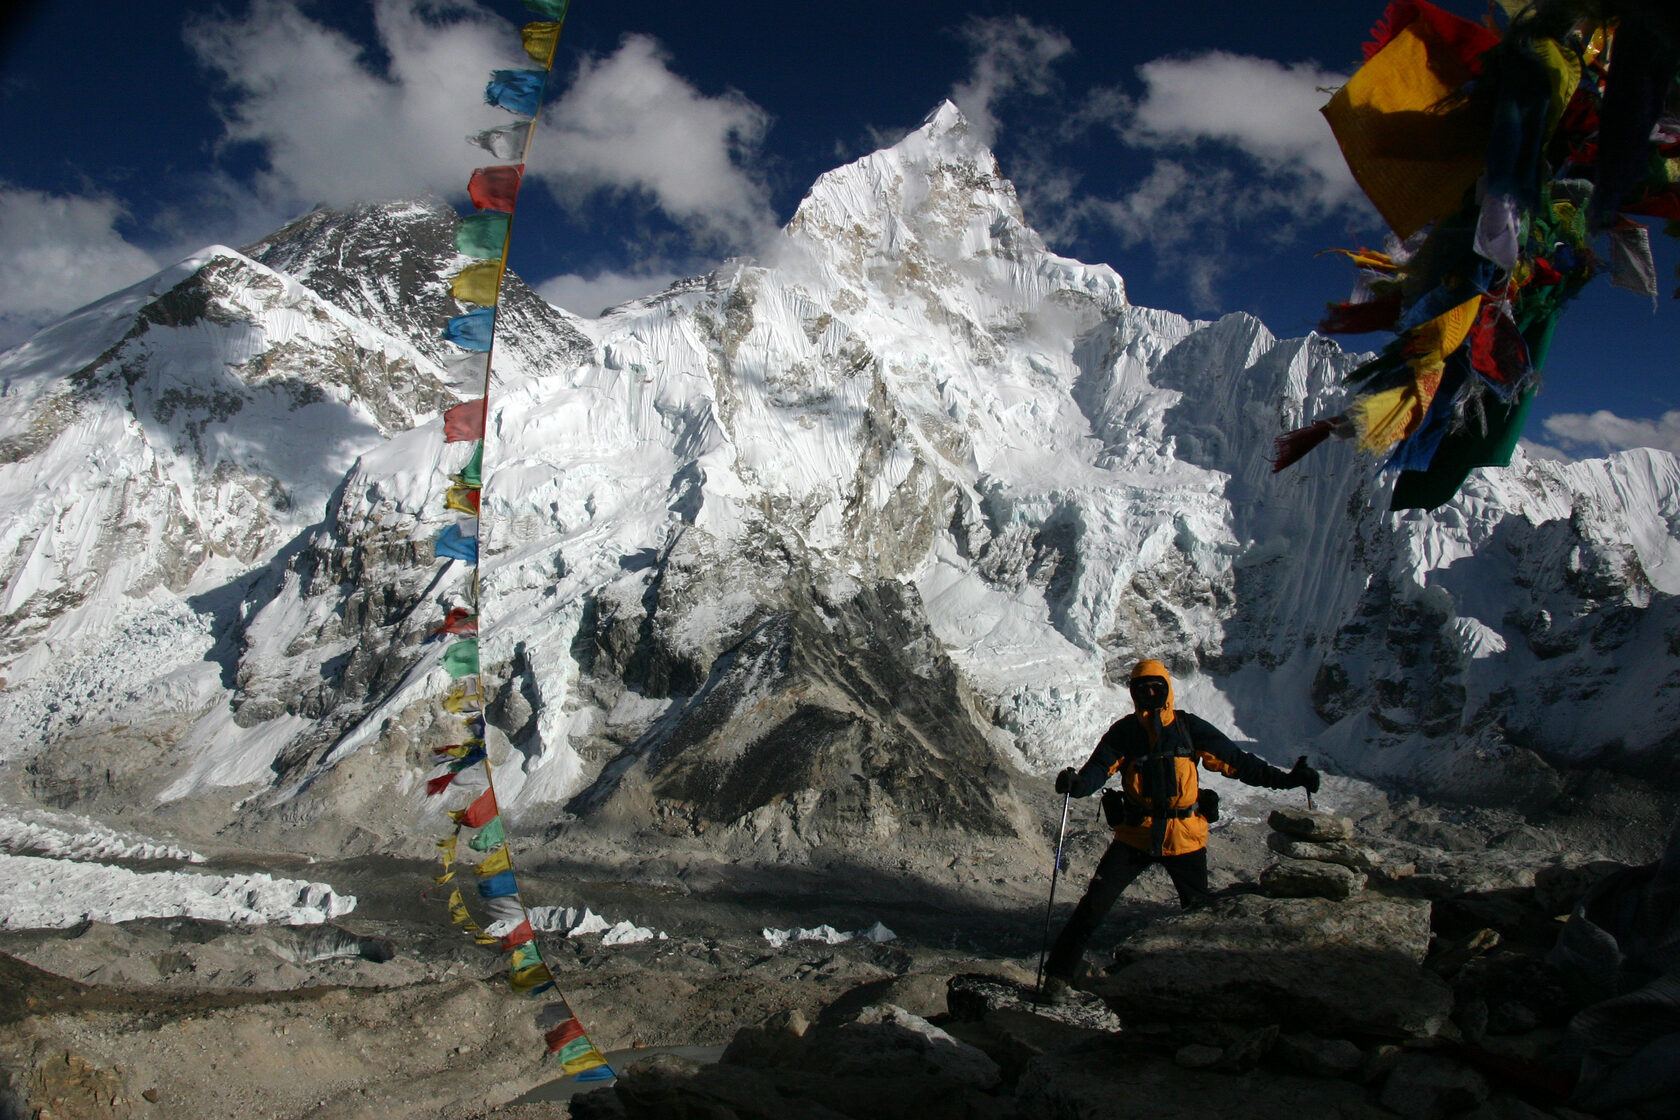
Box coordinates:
[1275,0,1680,510]
[419,0,611,1082]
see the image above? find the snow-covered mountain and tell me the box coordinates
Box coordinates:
[3,103,1676,859]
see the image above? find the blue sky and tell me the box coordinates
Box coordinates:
[2,0,1676,457]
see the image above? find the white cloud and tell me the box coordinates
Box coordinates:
[950,17,1073,148]
[0,186,160,348]
[1071,51,1363,310]
[537,268,681,318]
[533,34,776,252]
[184,3,776,270]
[185,0,512,208]
[1541,410,1680,457]
[1125,52,1356,207]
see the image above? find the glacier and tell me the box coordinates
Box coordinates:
[1,102,1677,867]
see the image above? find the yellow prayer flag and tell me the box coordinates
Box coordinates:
[1321,21,1490,238]
[437,834,458,863]
[445,484,480,517]
[523,22,562,67]
[510,962,554,993]
[475,844,514,877]
[442,691,481,715]
[1533,38,1579,138]
[1355,296,1480,451]
[450,261,504,307]
[561,1049,608,1075]
[448,888,476,928]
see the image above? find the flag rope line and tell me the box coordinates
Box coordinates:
[424,0,614,1079]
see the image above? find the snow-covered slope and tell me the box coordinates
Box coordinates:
[4,104,1676,860]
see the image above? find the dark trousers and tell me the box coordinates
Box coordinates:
[1043,839,1210,981]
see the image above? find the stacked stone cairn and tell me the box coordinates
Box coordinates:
[1259,807,1385,900]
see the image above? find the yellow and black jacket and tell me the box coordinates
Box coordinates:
[1064,662,1296,856]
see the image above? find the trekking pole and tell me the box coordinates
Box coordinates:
[1034,789,1073,998]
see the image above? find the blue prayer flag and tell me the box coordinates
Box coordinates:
[434,524,479,563]
[478,870,520,899]
[442,308,495,351]
[486,70,547,117]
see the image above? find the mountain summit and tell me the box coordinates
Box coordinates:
[2,106,1677,863]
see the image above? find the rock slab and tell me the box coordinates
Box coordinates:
[1099,894,1449,1039]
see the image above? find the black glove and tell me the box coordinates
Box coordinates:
[1288,756,1321,794]
[1054,767,1077,795]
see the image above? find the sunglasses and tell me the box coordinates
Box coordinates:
[1130,677,1168,706]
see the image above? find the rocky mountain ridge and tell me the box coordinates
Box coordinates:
[1,103,1677,864]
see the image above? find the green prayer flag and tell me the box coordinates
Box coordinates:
[452,442,484,490]
[442,639,480,678]
[468,815,507,852]
[457,212,511,259]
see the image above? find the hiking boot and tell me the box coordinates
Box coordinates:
[1038,975,1074,1004]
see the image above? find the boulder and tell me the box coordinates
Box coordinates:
[1532,859,1625,917]
[722,1008,811,1069]
[1098,894,1450,1039]
[1272,1031,1364,1078]
[1261,858,1366,900]
[1017,1044,1395,1119]
[1376,1052,1490,1119]
[803,1003,1001,1089]
[944,972,1120,1033]
[1174,1042,1224,1068]
[1268,808,1354,842]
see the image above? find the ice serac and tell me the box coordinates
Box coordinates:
[3,102,1678,861]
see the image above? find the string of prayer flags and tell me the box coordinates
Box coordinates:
[1275,0,1680,511]
[419,0,613,1080]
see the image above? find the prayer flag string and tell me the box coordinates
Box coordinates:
[420,0,613,1081]
[1274,0,1680,511]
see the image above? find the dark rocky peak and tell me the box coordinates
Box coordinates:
[243,197,595,375]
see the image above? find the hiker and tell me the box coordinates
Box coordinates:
[1040,658,1319,999]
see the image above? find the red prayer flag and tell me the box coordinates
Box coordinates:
[432,608,480,638]
[469,165,523,212]
[427,773,458,796]
[452,788,498,828]
[444,398,486,442]
[545,1017,587,1053]
[500,919,535,951]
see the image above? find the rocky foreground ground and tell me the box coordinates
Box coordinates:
[2,772,1676,1120]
